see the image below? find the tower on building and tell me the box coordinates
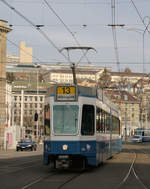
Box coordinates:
[19,41,32,64]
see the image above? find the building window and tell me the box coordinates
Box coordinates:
[40,96,43,101]
[14,116,17,122]
[29,96,33,101]
[14,96,17,101]
[24,96,28,101]
[19,96,21,101]
[30,103,32,108]
[35,96,37,101]
[35,103,37,108]
[124,95,128,101]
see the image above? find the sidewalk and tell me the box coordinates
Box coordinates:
[0,148,16,153]
[0,144,43,159]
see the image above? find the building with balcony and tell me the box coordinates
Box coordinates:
[12,84,47,140]
[105,89,140,137]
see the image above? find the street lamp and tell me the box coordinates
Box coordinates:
[124,101,127,141]
[142,16,150,73]
[126,16,150,73]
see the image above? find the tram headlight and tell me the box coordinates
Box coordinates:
[80,144,91,152]
[86,144,91,152]
[81,147,86,152]
[45,143,50,152]
[62,144,68,151]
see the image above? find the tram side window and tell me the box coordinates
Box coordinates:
[96,108,110,133]
[81,105,95,136]
[96,107,101,133]
[96,108,104,133]
[44,104,50,135]
[112,116,120,135]
[105,113,110,133]
[101,111,105,133]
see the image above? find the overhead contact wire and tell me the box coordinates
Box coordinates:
[1,0,70,63]
[43,0,91,65]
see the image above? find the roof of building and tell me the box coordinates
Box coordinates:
[46,69,100,75]
[105,89,139,104]
[111,71,146,77]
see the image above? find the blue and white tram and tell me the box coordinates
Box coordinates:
[43,85,121,168]
[134,128,150,142]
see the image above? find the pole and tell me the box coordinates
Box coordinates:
[21,90,24,139]
[142,16,150,73]
[71,63,77,85]
[146,95,148,129]
[36,68,39,142]
[124,102,127,141]
[109,108,112,157]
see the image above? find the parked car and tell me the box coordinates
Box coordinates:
[131,135,142,143]
[16,139,37,151]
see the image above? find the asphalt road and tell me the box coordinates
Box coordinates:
[0,142,150,189]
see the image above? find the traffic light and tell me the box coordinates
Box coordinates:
[34,113,38,121]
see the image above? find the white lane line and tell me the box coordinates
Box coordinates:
[21,177,43,189]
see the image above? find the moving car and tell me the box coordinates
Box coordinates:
[16,139,37,151]
[131,135,142,143]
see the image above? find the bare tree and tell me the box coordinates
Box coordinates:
[98,68,111,88]
[6,72,15,82]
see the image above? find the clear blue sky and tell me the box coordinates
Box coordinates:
[1,0,150,72]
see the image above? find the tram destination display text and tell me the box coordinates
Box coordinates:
[56,86,76,101]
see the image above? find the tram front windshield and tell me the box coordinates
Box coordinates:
[53,105,79,135]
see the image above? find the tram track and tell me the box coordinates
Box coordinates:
[18,150,150,189]
[21,169,83,189]
[21,172,58,189]
[116,149,150,189]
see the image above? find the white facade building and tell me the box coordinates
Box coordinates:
[43,69,104,84]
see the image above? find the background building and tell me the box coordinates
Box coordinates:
[0,20,11,149]
[43,69,104,84]
[105,90,140,137]
[19,41,32,64]
[12,82,47,140]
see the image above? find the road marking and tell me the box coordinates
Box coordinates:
[21,177,43,189]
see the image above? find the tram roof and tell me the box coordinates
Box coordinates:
[47,85,119,113]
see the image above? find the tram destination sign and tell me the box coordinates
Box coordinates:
[55,86,77,101]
